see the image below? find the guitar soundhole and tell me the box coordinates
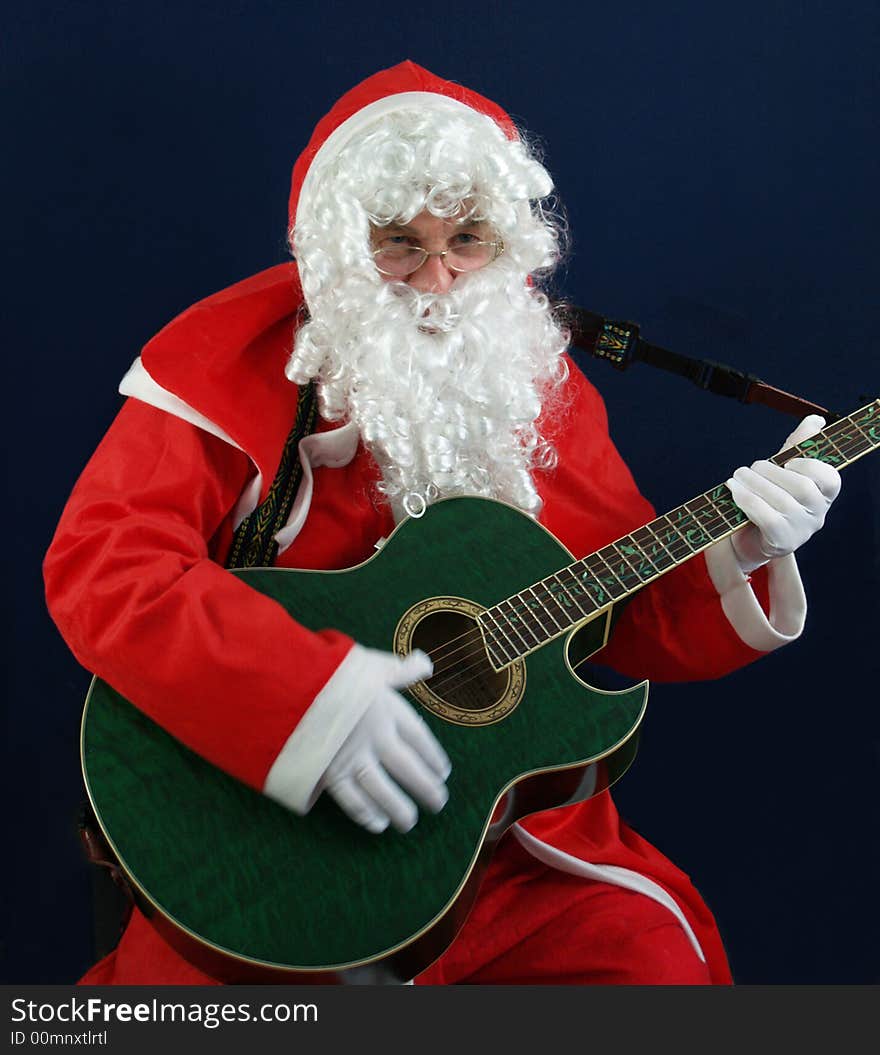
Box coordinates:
[414,610,505,711]
[394,597,526,726]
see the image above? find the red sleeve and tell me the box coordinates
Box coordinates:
[537,358,769,683]
[43,399,354,790]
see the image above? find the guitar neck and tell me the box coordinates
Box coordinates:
[478,398,880,668]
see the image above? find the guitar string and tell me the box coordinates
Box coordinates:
[421,410,876,681]
[421,406,876,680]
[422,401,868,699]
[423,473,875,696]
[424,440,869,696]
[420,485,756,672]
[420,421,876,698]
[421,498,746,697]
[411,413,878,697]
[422,495,745,694]
[424,466,871,696]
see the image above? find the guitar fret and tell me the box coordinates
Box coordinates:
[629,525,677,573]
[582,554,629,604]
[783,432,849,467]
[517,594,550,644]
[815,432,847,459]
[829,402,878,457]
[541,571,585,619]
[557,569,595,616]
[597,544,646,592]
[825,417,864,445]
[602,542,654,584]
[554,567,600,618]
[479,611,517,666]
[842,428,872,459]
[533,576,575,624]
[651,514,696,562]
[483,640,507,669]
[676,503,718,550]
[704,484,749,529]
[611,535,663,584]
[496,598,540,652]
[852,401,880,442]
[821,426,871,463]
[514,589,558,640]
[491,645,507,668]
[683,494,732,544]
[483,621,515,667]
[569,566,606,616]
[525,586,565,633]
[774,434,860,470]
[540,576,577,623]
[772,402,879,470]
[510,593,548,647]
[587,551,630,595]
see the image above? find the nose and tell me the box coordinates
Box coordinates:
[406,251,455,294]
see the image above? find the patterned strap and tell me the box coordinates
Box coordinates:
[225,382,319,569]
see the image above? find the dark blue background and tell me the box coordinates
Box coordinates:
[4,1,878,984]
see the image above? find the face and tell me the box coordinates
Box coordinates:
[370,210,496,293]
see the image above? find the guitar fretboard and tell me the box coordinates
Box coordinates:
[478,398,879,669]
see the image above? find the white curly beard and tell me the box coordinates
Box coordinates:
[286,264,568,522]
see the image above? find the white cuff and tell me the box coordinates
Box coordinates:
[704,539,807,652]
[262,645,372,814]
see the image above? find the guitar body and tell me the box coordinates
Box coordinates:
[81,496,648,983]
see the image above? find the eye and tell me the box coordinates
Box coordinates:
[376,234,415,249]
[450,231,481,247]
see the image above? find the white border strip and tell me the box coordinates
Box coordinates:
[512,823,707,962]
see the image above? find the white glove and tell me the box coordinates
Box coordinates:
[318,647,451,834]
[727,415,842,575]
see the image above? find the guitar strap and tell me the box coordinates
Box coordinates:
[225,381,319,570]
[563,303,840,424]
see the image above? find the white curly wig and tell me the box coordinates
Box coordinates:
[286,98,570,521]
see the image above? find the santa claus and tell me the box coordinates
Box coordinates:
[44,60,840,985]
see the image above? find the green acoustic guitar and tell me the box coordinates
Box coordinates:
[80,399,879,984]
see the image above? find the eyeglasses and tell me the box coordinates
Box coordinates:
[372,237,504,277]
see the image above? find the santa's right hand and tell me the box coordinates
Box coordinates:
[319,650,451,833]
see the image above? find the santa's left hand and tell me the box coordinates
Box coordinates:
[726,415,842,575]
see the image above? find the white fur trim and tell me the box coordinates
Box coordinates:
[296,92,495,231]
[262,644,372,814]
[118,357,360,544]
[273,422,360,554]
[120,358,266,529]
[703,541,806,652]
[512,823,707,963]
[119,358,247,455]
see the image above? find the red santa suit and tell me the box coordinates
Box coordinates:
[44,61,808,986]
